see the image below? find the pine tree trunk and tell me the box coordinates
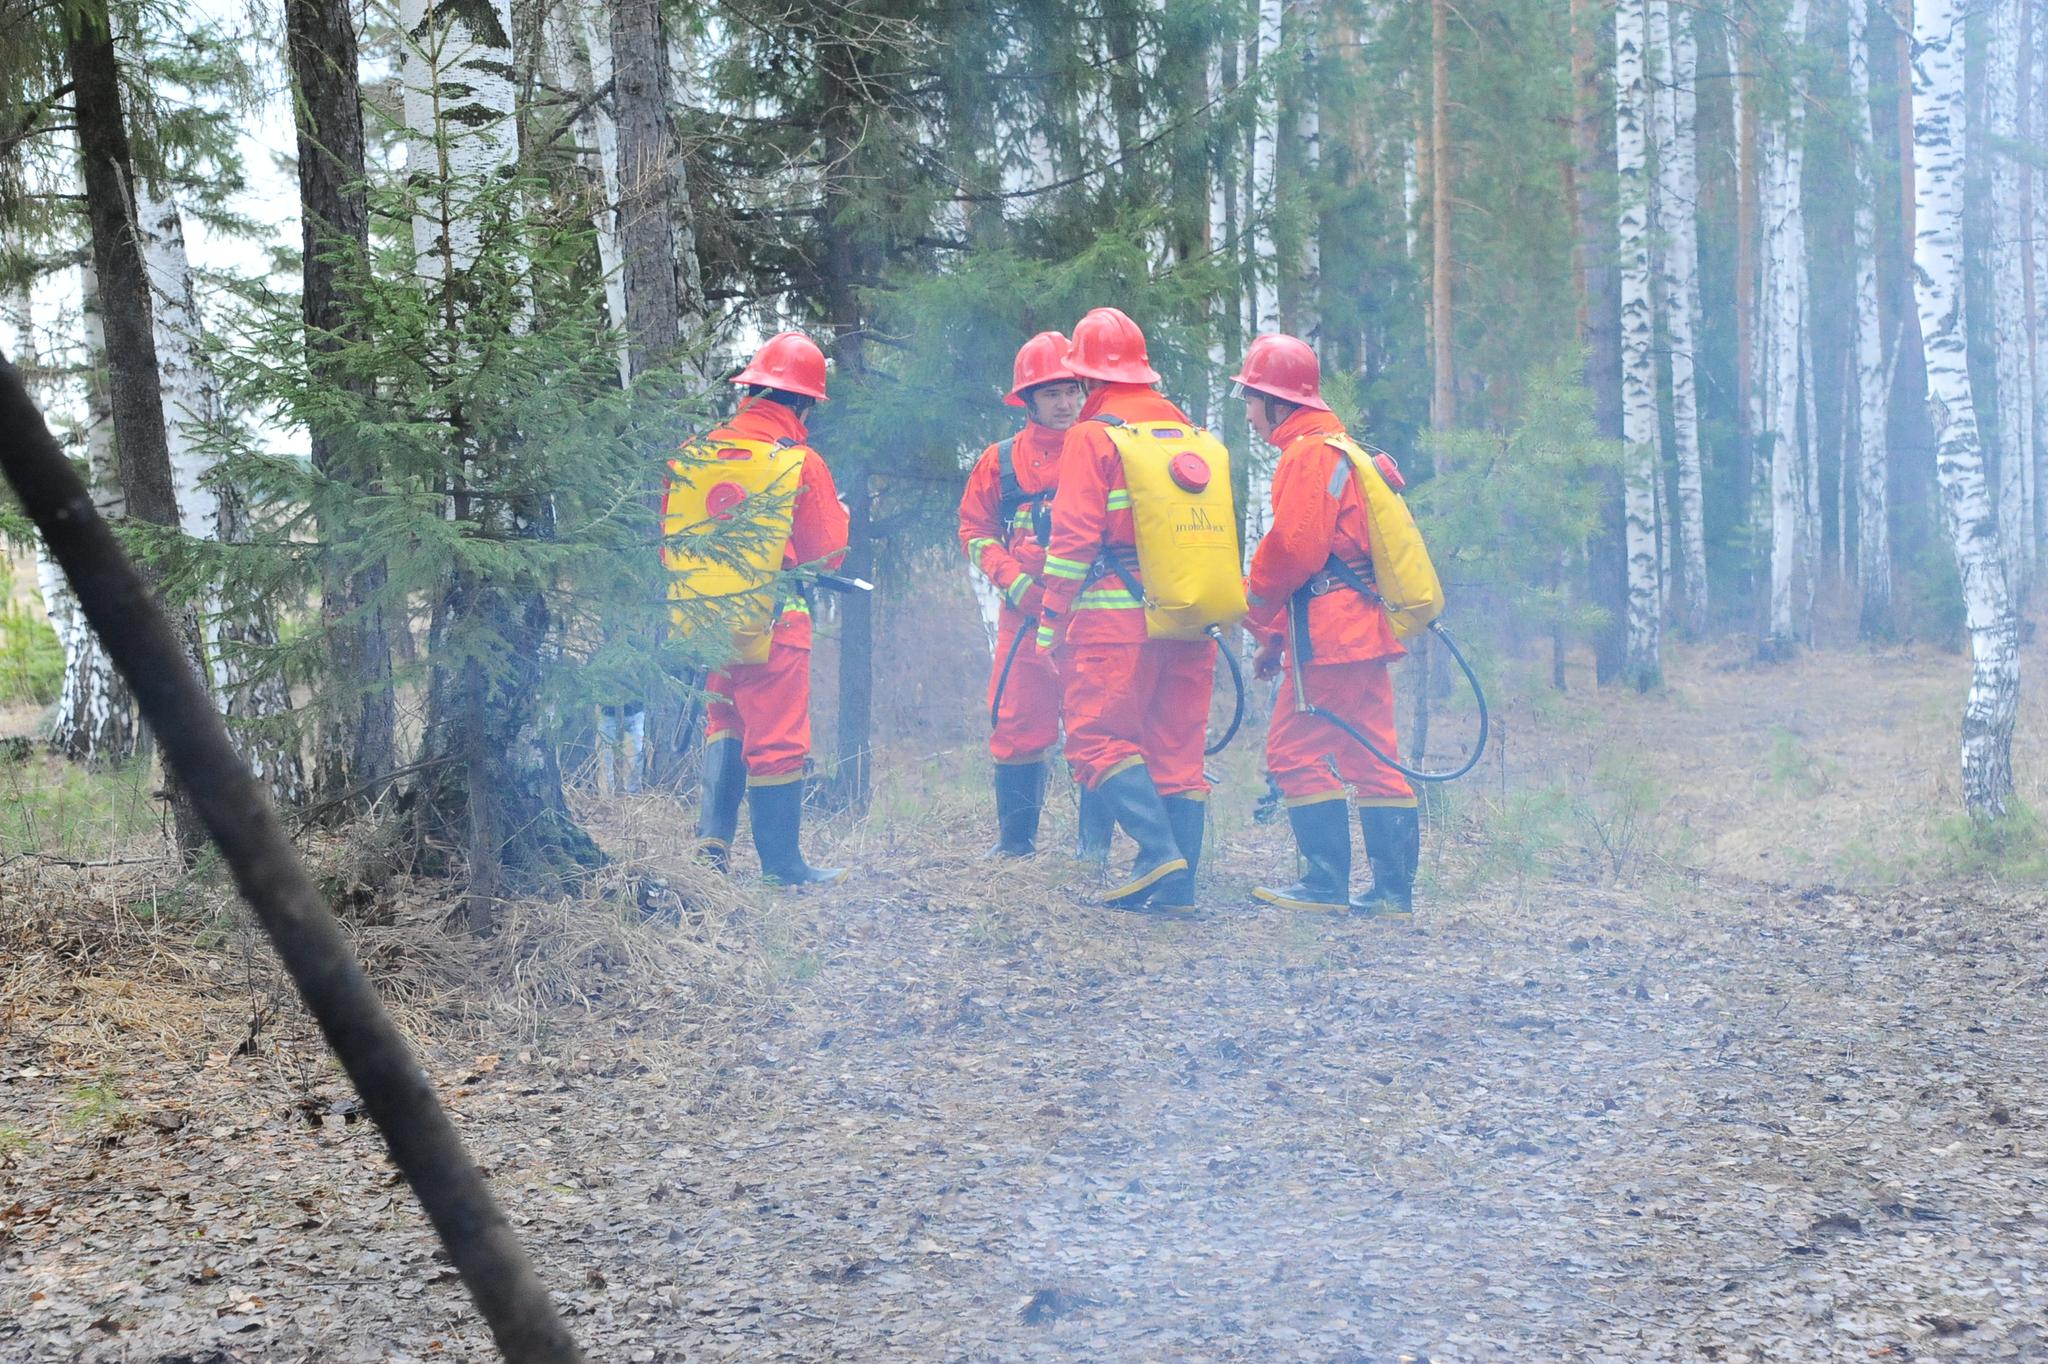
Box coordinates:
[1914,0,2020,821]
[1616,0,1662,689]
[820,26,873,811]
[611,0,681,381]
[1849,0,1895,638]
[286,0,397,810]
[48,262,140,764]
[65,0,208,862]
[1989,0,2035,588]
[136,184,305,805]
[1652,0,1709,636]
[399,0,594,918]
[1572,0,1628,683]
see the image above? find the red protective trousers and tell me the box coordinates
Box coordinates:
[705,641,812,784]
[1061,638,1215,797]
[989,614,1060,764]
[1267,657,1416,807]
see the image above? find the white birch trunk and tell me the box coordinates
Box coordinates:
[1617,0,1661,686]
[1849,0,1894,634]
[399,0,521,282]
[50,260,139,764]
[3,287,81,740]
[1249,0,1282,334]
[1988,0,2034,585]
[1292,4,1321,342]
[137,184,305,801]
[560,1,629,385]
[1652,0,1709,634]
[1759,0,1810,651]
[1914,0,2020,820]
[2033,8,2048,563]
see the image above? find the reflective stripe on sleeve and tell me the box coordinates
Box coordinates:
[1043,554,1089,581]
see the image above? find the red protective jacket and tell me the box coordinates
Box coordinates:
[678,397,850,651]
[1245,407,1402,665]
[957,419,1067,619]
[1039,383,1197,645]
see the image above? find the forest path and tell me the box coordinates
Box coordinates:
[7,840,2048,1361]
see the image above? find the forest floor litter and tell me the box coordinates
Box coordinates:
[5,641,2048,1361]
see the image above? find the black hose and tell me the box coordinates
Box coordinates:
[989,616,1033,729]
[1297,620,1489,783]
[1205,625,1245,756]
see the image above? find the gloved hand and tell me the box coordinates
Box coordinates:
[1035,607,1062,654]
[1254,635,1283,679]
[1006,573,1045,617]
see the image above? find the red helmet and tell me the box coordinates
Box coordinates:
[1064,307,1161,385]
[732,331,829,401]
[1005,331,1077,407]
[1229,333,1329,412]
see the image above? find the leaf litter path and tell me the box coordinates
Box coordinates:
[6,852,2048,1362]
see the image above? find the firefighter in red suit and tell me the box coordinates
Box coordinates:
[678,332,850,886]
[1036,308,1217,912]
[1235,333,1419,917]
[957,332,1102,857]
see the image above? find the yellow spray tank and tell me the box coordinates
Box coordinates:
[1099,417,1249,640]
[661,435,806,665]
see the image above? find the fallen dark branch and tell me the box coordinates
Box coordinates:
[0,354,584,1364]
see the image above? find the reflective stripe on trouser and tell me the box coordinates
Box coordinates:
[988,612,1060,764]
[705,641,812,782]
[1061,639,1216,796]
[1267,657,1416,805]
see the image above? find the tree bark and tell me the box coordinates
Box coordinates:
[1988,0,2034,587]
[1652,0,1709,636]
[50,260,140,764]
[64,0,208,861]
[611,0,681,382]
[1616,0,1662,689]
[136,183,306,805]
[1571,0,1627,683]
[286,0,397,808]
[1913,0,2019,821]
[1758,0,1811,655]
[819,20,873,811]
[1849,0,1896,638]
[1429,0,1455,434]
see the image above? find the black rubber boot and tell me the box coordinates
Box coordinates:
[1148,795,1206,911]
[1351,805,1419,918]
[1075,785,1115,866]
[1253,798,1352,910]
[747,780,847,887]
[694,737,745,872]
[1093,766,1189,910]
[990,762,1046,857]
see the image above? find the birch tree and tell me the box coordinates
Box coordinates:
[1987,0,2034,586]
[136,185,305,803]
[1847,0,1894,637]
[1650,0,1707,635]
[1757,0,1810,654]
[64,0,209,857]
[1913,0,2020,820]
[1616,0,1661,688]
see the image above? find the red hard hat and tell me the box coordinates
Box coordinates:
[732,331,829,401]
[1005,331,1077,406]
[1064,307,1161,385]
[1229,333,1329,411]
